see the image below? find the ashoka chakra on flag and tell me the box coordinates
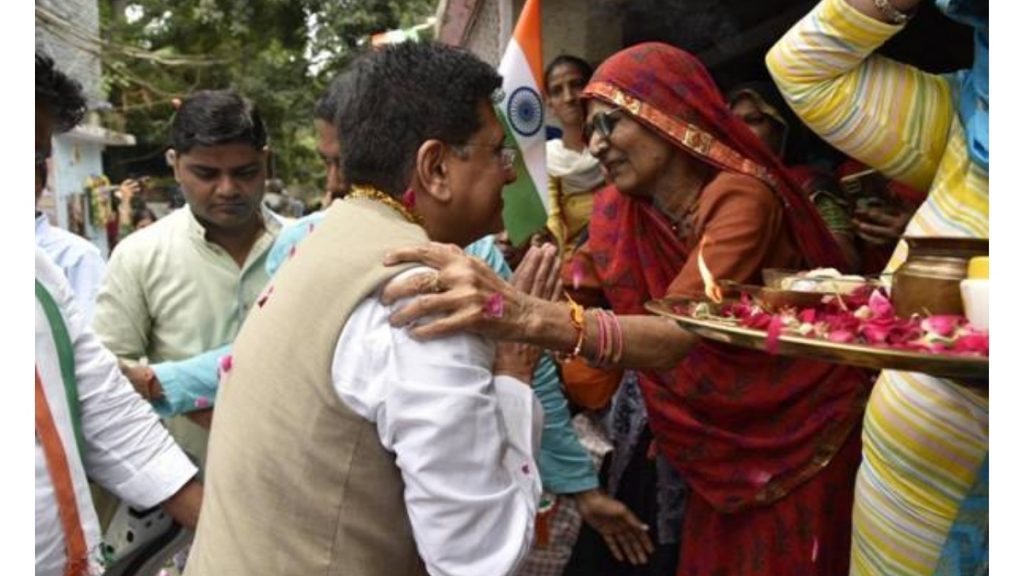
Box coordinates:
[507,86,543,137]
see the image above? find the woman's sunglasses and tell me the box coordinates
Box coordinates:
[583,109,625,143]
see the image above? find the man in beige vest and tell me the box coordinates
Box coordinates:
[186,42,545,575]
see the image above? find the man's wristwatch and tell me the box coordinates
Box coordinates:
[873,0,915,25]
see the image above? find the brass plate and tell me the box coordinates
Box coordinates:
[646,297,988,387]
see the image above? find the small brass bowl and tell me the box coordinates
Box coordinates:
[891,237,988,317]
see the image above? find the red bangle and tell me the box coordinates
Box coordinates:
[595,310,608,366]
[607,311,622,364]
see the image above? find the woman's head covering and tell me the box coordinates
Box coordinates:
[581,42,845,269]
[726,81,800,161]
[727,81,792,127]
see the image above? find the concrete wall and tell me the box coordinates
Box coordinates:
[517,0,622,72]
[49,137,111,256]
[464,0,503,66]
[35,0,104,102]
[37,0,112,252]
[462,0,623,76]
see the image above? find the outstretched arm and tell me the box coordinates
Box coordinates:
[767,0,954,191]
[381,243,697,370]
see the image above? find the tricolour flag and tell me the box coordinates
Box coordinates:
[497,0,548,245]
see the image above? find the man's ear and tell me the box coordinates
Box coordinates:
[415,139,452,204]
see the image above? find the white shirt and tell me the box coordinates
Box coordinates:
[35,214,106,323]
[332,267,543,576]
[35,249,198,576]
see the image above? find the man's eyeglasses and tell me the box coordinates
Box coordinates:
[457,143,517,170]
[583,109,625,143]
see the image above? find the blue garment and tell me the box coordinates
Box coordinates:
[933,454,988,575]
[153,218,599,494]
[150,346,227,418]
[35,214,106,324]
[936,0,988,172]
[265,212,325,277]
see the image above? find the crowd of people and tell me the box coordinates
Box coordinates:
[34,0,987,575]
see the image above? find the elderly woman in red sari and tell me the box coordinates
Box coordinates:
[382,43,872,576]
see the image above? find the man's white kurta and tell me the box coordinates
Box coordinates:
[35,248,197,576]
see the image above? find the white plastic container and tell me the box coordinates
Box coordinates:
[960,279,988,330]
[960,256,989,330]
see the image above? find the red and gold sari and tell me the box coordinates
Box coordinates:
[575,43,873,576]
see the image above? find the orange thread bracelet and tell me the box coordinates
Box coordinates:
[565,293,586,358]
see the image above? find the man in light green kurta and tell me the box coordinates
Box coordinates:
[93,89,282,479]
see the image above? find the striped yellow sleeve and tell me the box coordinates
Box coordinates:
[766,0,956,191]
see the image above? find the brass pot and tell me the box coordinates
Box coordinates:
[890,236,989,317]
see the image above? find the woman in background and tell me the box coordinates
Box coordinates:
[544,55,605,259]
[727,81,860,270]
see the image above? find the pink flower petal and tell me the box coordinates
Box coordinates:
[741,313,772,330]
[921,315,966,338]
[859,323,891,345]
[952,332,989,355]
[483,293,505,318]
[868,289,894,318]
[219,354,233,374]
[887,324,923,345]
[828,330,855,343]
[257,285,275,308]
[571,259,584,291]
[798,309,817,324]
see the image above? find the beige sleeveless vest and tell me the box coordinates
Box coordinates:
[186,198,429,576]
